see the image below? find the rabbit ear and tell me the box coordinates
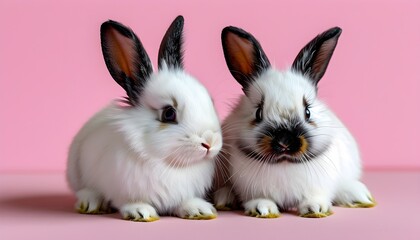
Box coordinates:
[221,26,271,90]
[158,16,184,69]
[100,20,153,105]
[292,27,342,85]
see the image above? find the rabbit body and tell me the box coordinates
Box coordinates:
[214,27,375,218]
[219,70,371,217]
[67,16,222,221]
[67,71,218,214]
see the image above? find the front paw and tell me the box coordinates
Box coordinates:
[299,199,333,218]
[244,199,280,218]
[120,203,160,222]
[176,198,217,220]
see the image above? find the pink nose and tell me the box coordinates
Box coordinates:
[201,143,211,150]
[278,142,290,152]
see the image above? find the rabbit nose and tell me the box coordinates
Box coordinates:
[273,141,291,154]
[201,143,211,150]
[272,130,302,154]
[278,143,290,152]
[201,130,219,147]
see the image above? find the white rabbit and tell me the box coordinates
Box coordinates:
[213,26,375,218]
[67,16,222,222]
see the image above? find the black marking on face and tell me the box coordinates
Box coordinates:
[237,117,330,164]
[271,129,302,154]
[238,139,301,164]
[264,121,305,155]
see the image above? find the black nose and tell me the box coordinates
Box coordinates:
[271,130,302,154]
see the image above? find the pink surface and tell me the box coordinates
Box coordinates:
[1,171,419,240]
[1,0,420,171]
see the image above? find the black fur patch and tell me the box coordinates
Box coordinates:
[237,119,330,164]
[158,16,184,69]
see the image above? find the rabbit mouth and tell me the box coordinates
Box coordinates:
[237,140,305,164]
[273,154,301,164]
[162,145,219,167]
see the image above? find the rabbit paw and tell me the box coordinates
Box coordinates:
[120,203,159,222]
[244,198,280,218]
[334,181,377,208]
[299,198,333,218]
[75,189,113,214]
[214,186,235,210]
[176,198,217,220]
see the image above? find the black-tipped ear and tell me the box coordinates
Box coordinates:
[221,26,271,90]
[158,16,184,69]
[100,20,153,105]
[292,27,342,85]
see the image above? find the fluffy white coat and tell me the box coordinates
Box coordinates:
[215,69,374,217]
[67,68,222,221]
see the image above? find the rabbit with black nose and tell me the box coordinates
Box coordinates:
[213,26,375,218]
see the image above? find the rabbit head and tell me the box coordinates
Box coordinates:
[221,26,342,164]
[100,16,222,166]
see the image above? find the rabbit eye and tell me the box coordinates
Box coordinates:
[255,107,263,123]
[161,106,177,123]
[305,106,311,121]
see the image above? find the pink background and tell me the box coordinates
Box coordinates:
[1,0,419,172]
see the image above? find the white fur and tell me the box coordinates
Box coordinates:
[215,68,373,216]
[244,198,280,217]
[67,66,222,219]
[120,203,159,221]
[175,198,217,219]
